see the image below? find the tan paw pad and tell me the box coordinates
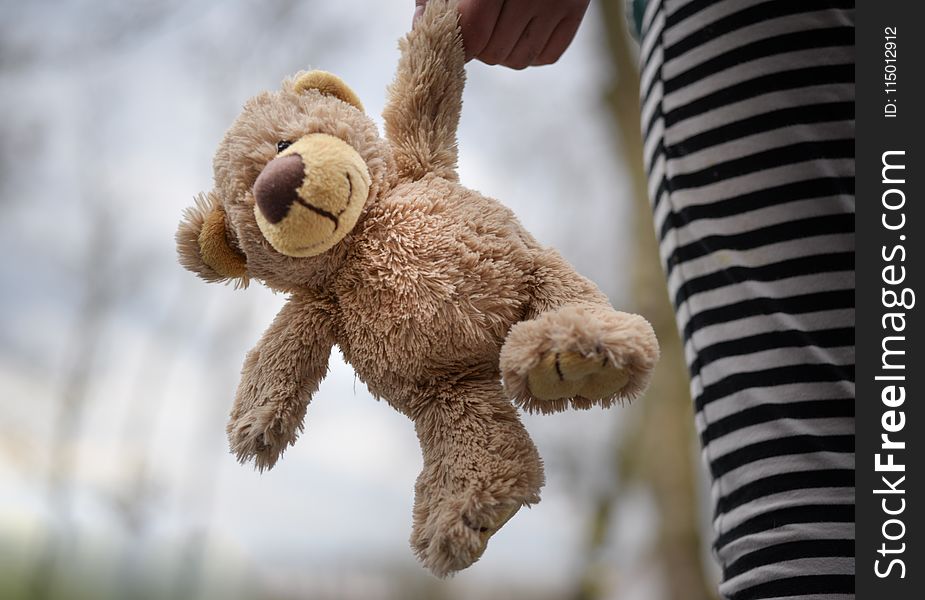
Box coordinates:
[526,351,630,401]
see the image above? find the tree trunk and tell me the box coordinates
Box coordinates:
[574,4,717,600]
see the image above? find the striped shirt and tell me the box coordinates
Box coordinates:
[638,1,856,598]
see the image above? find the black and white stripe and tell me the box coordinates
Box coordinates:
[639,0,855,598]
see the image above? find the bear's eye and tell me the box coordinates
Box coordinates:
[276,140,292,153]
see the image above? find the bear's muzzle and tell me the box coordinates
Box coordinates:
[253,133,370,257]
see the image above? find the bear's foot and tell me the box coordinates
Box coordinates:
[408,379,545,577]
[412,493,526,577]
[500,304,659,413]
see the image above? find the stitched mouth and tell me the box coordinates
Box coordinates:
[292,239,330,253]
[292,171,355,231]
[294,197,339,230]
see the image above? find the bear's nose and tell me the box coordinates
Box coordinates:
[253,154,305,224]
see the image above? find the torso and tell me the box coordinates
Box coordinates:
[331,175,537,402]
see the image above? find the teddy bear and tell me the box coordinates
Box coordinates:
[176,0,658,577]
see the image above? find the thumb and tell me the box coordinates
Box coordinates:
[413,0,427,25]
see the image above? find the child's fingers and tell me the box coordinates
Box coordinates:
[418,0,587,68]
[476,0,532,65]
[504,15,559,69]
[533,13,583,66]
[413,0,426,24]
[457,0,505,61]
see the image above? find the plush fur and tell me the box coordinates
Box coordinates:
[176,0,658,577]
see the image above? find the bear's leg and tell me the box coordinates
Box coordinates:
[500,248,659,413]
[407,378,544,577]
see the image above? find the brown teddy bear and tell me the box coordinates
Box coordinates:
[176,0,658,577]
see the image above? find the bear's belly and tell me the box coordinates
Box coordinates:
[333,177,538,399]
[337,271,529,393]
[334,241,536,397]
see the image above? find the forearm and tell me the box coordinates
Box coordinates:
[384,0,465,182]
[228,293,336,470]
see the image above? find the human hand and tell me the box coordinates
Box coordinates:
[414,0,591,69]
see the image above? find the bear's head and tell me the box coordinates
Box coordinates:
[177,71,394,291]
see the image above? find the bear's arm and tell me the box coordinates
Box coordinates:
[383,0,465,183]
[226,292,337,471]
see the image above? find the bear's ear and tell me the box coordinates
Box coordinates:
[176,192,249,287]
[293,70,364,112]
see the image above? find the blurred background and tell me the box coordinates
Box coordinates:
[0,1,719,598]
